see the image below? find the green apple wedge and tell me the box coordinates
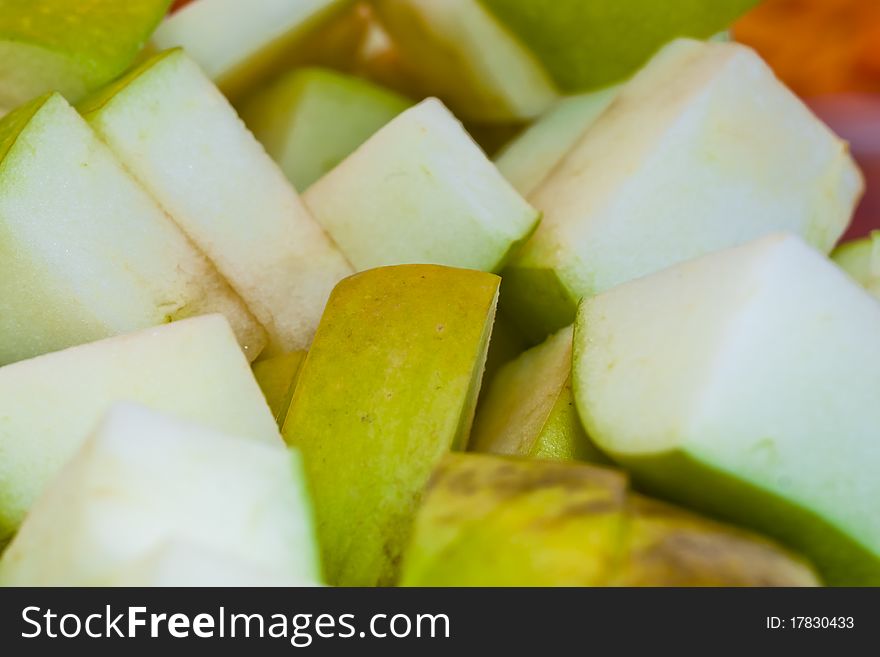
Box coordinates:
[151,0,356,102]
[282,265,499,586]
[240,68,412,191]
[400,453,818,586]
[0,404,320,586]
[470,326,608,464]
[0,0,172,108]
[80,49,354,354]
[572,233,880,586]
[0,315,281,539]
[253,351,307,426]
[502,39,863,341]
[107,541,319,587]
[0,92,265,365]
[303,98,540,273]
[371,0,756,122]
[494,87,620,197]
[833,231,880,299]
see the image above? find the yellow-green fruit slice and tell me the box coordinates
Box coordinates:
[253,351,307,426]
[282,265,499,586]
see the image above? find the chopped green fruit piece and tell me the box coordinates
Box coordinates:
[151,0,355,101]
[0,315,280,539]
[0,0,172,107]
[471,326,608,463]
[0,404,319,586]
[304,98,540,273]
[573,234,880,585]
[253,351,307,425]
[81,49,353,353]
[282,265,499,586]
[0,92,265,364]
[241,67,412,191]
[833,231,880,299]
[495,87,620,197]
[503,39,863,340]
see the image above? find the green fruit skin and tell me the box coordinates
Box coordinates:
[281,265,499,586]
[477,0,758,91]
[252,351,307,426]
[241,67,412,191]
[0,0,173,107]
[499,263,580,344]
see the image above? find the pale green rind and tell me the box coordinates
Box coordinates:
[495,87,621,196]
[832,231,880,298]
[0,0,172,107]
[499,263,580,343]
[478,0,758,91]
[282,265,499,586]
[303,98,540,273]
[241,67,412,191]
[252,351,307,426]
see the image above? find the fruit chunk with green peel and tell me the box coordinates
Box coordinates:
[282,265,500,586]
[572,234,880,586]
[253,351,307,426]
[0,404,320,586]
[371,0,559,123]
[0,0,172,108]
[81,49,353,354]
[495,87,620,197]
[833,231,880,299]
[0,315,280,540]
[0,92,265,365]
[108,541,318,587]
[240,67,412,191]
[471,326,607,463]
[503,39,863,341]
[401,453,817,586]
[151,0,355,101]
[304,99,540,273]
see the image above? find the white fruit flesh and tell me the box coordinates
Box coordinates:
[0,315,280,538]
[372,0,558,122]
[151,0,351,100]
[82,50,353,353]
[304,98,540,272]
[505,39,863,337]
[0,92,265,364]
[0,404,319,586]
[495,87,620,197]
[573,234,880,584]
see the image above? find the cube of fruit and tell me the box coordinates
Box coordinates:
[470,326,607,463]
[503,39,863,341]
[282,265,499,586]
[0,404,319,586]
[0,92,264,365]
[80,49,353,353]
[151,0,355,101]
[253,351,307,426]
[241,67,412,191]
[572,234,880,585]
[833,231,880,299]
[494,87,619,197]
[0,315,280,539]
[372,0,756,122]
[371,0,559,122]
[303,99,540,273]
[400,453,818,586]
[0,0,171,107]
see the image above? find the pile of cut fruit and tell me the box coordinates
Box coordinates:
[0,0,877,587]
